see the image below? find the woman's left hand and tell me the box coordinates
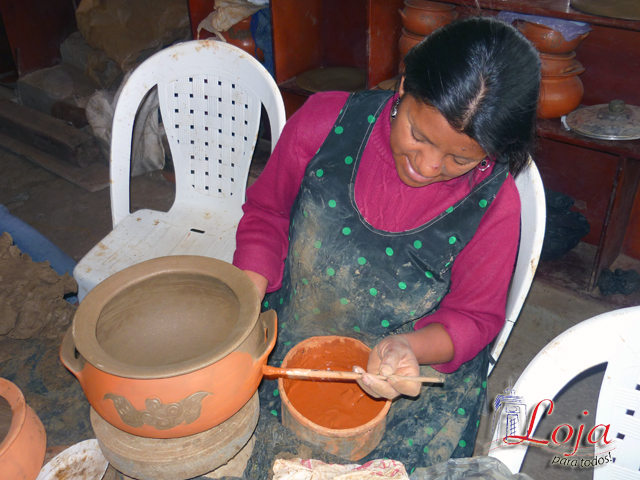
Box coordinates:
[354,335,421,400]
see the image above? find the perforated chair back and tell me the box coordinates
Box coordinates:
[488,305,640,477]
[488,159,546,376]
[74,40,286,301]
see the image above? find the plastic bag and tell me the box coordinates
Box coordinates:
[272,458,410,480]
[85,72,164,177]
[540,190,590,261]
[598,268,640,296]
[409,456,534,480]
[197,0,267,39]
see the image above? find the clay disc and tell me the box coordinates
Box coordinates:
[92,391,259,480]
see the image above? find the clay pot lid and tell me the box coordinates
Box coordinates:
[72,256,261,379]
[566,100,640,140]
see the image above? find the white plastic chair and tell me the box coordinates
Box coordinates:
[74,40,286,301]
[489,305,640,478]
[488,159,546,376]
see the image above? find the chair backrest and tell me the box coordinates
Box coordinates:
[109,40,286,227]
[488,159,546,376]
[488,305,640,476]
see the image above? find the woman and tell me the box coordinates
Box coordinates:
[233,16,540,470]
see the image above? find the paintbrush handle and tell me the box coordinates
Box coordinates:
[262,365,442,383]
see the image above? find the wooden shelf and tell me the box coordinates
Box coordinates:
[446,0,640,32]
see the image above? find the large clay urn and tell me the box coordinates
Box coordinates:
[0,378,47,480]
[60,256,277,439]
[399,28,425,60]
[399,0,458,37]
[517,21,589,54]
[537,67,585,119]
[221,17,264,62]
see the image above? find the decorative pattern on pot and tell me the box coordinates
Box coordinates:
[60,256,277,439]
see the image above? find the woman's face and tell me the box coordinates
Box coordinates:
[389,87,488,188]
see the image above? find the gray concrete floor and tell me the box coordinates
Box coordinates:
[1,126,638,479]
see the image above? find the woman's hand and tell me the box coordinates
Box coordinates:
[354,335,421,400]
[242,270,268,300]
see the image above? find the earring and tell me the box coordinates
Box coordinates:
[390,97,401,120]
[477,159,491,171]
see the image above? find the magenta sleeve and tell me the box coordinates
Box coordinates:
[232,92,350,292]
[413,177,521,373]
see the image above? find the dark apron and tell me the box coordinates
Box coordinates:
[259,90,508,473]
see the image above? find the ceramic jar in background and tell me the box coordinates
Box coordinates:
[399,0,458,37]
[539,52,584,76]
[399,28,425,60]
[222,17,264,62]
[0,378,47,480]
[517,21,589,54]
[537,68,585,119]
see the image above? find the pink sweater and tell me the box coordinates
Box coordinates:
[233,92,520,373]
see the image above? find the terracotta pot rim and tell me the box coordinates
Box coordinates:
[0,378,27,457]
[541,66,586,77]
[72,255,261,379]
[279,336,392,438]
[401,28,426,41]
[404,0,456,12]
[539,51,577,60]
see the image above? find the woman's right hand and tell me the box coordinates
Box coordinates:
[242,270,268,300]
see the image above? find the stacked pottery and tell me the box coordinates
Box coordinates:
[517,21,590,119]
[398,0,457,71]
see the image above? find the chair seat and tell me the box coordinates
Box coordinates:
[74,207,241,301]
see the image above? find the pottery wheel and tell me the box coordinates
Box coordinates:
[92,391,259,480]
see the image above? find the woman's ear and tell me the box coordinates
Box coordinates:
[398,76,405,98]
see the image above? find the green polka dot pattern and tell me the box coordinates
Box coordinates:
[458,408,465,415]
[343,227,351,235]
[386,247,394,256]
[328,200,337,208]
[312,308,320,314]
[302,278,308,285]
[294,314,299,321]
[482,381,487,388]
[448,237,456,245]
[340,298,349,305]
[446,206,454,213]
[367,115,375,124]
[327,268,335,276]
[381,319,390,328]
[263,301,268,308]
[399,282,407,290]
[314,241,321,248]
[353,326,361,332]
[425,271,433,278]
[459,440,466,448]
[303,211,308,218]
[369,288,377,296]
[407,439,413,447]
[357,257,366,265]
[345,156,353,165]
[335,126,344,134]
[423,446,429,453]
[414,240,422,249]
[426,427,434,435]
[273,389,279,397]
[271,410,278,416]
[316,169,324,177]
[479,199,488,208]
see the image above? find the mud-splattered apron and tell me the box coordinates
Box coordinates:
[258,90,509,473]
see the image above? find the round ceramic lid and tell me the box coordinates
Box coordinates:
[566,100,640,140]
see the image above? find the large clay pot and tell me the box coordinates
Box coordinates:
[539,52,584,76]
[60,256,277,439]
[279,336,391,461]
[518,21,589,54]
[399,28,425,60]
[537,71,585,119]
[399,0,458,37]
[221,17,264,63]
[0,378,47,480]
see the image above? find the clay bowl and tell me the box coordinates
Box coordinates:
[0,378,47,480]
[279,336,391,461]
[399,28,426,60]
[60,255,277,439]
[539,52,584,76]
[538,73,585,119]
[518,21,589,54]
[399,0,458,37]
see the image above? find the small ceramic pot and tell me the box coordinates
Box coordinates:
[539,52,584,76]
[538,72,585,119]
[279,336,391,461]
[0,378,47,480]
[60,256,277,439]
[399,0,458,37]
[222,17,264,63]
[399,28,426,60]
[518,21,589,54]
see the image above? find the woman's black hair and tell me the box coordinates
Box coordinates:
[403,16,541,177]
